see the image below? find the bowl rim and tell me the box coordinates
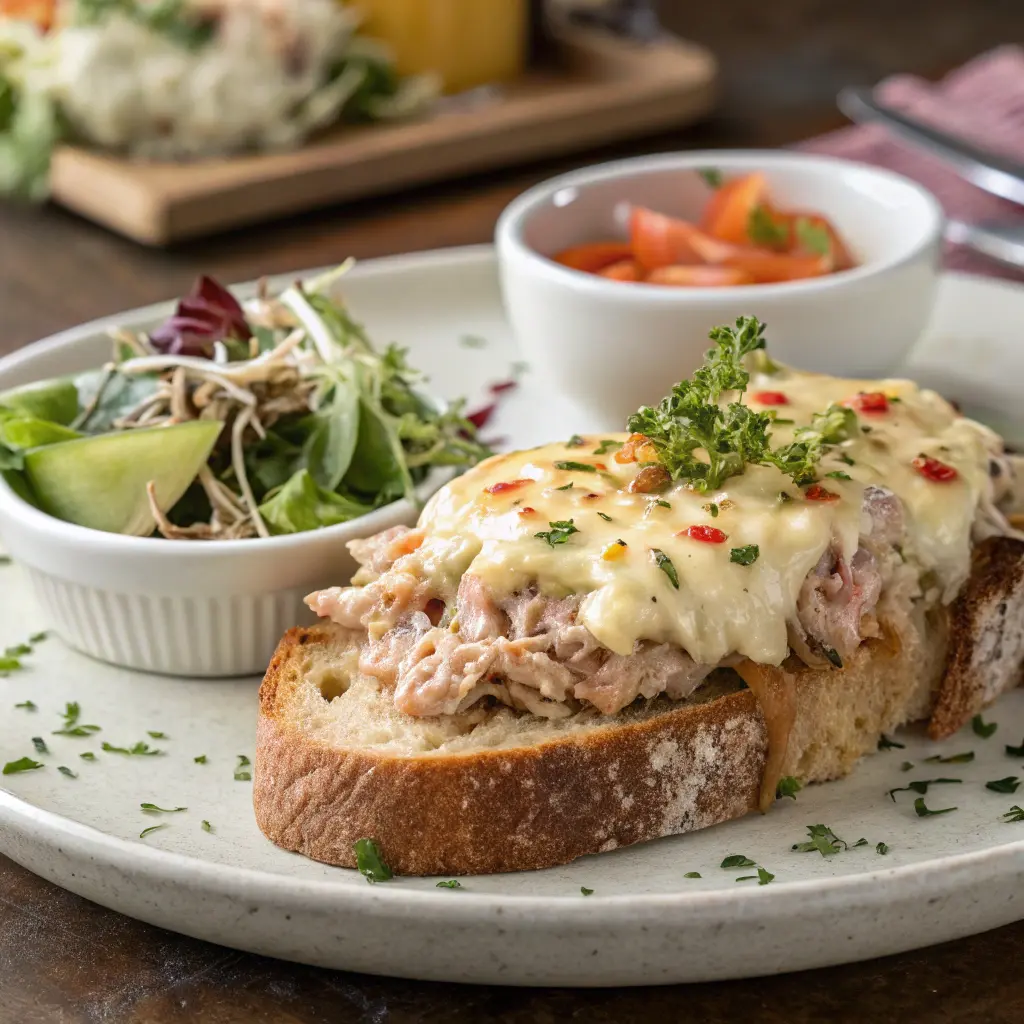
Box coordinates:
[495,149,945,302]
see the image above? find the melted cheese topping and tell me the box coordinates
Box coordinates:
[413,369,1001,667]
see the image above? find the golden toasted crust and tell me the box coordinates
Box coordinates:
[254,610,947,876]
[928,536,1024,739]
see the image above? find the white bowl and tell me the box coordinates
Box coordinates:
[0,286,428,679]
[495,150,944,426]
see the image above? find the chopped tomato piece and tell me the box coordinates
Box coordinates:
[485,478,532,495]
[552,241,633,274]
[912,456,958,482]
[751,390,789,405]
[645,265,754,287]
[679,524,728,544]
[844,392,889,414]
[598,258,642,281]
[804,484,839,502]
[701,173,768,244]
[629,207,712,269]
[518,506,537,516]
[718,248,833,283]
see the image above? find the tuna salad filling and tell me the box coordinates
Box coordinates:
[307,483,946,720]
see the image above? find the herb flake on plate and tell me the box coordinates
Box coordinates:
[354,838,392,883]
[141,803,187,814]
[730,544,759,566]
[234,755,252,781]
[888,778,961,800]
[102,740,163,756]
[14,700,37,711]
[57,766,77,779]
[878,735,904,750]
[914,797,957,817]
[720,854,756,869]
[52,701,101,738]
[1003,805,1024,822]
[776,776,801,800]
[651,549,679,589]
[986,777,1020,794]
[139,825,168,839]
[972,714,997,738]
[924,751,974,765]
[3,757,44,775]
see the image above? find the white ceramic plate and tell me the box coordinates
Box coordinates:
[1,247,1023,988]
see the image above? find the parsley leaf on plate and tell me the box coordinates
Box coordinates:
[684,871,702,878]
[139,825,167,839]
[720,854,756,869]
[202,820,214,833]
[52,701,100,738]
[986,777,1020,794]
[924,751,974,765]
[436,880,463,889]
[353,838,393,883]
[914,798,957,817]
[776,776,801,800]
[580,886,594,896]
[877,734,904,751]
[792,824,849,856]
[141,803,187,814]
[57,766,76,779]
[972,714,997,738]
[102,741,162,756]
[14,700,36,711]
[876,842,890,855]
[1003,805,1024,822]
[1004,738,1024,757]
[234,755,252,781]
[888,778,961,801]
[3,756,43,774]
[31,736,48,755]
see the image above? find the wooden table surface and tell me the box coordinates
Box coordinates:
[3,2,1024,1021]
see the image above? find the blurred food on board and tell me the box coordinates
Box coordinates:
[0,0,439,198]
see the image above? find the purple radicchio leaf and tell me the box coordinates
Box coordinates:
[149,276,252,357]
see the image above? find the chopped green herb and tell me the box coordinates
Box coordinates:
[839,453,856,466]
[756,867,775,885]
[1002,805,1024,822]
[554,460,598,473]
[654,499,671,509]
[79,752,97,762]
[535,519,579,547]
[141,803,187,814]
[851,838,869,849]
[3,757,43,774]
[684,871,702,878]
[593,439,624,455]
[720,854,756,869]
[580,886,594,896]
[973,715,998,739]
[986,777,1020,794]
[748,205,788,248]
[878,735,905,751]
[651,549,679,589]
[555,482,574,491]
[0,656,22,673]
[825,471,851,480]
[735,875,758,882]
[730,544,760,566]
[771,417,795,425]
[924,751,974,765]
[5,643,31,657]
[597,512,613,522]
[822,646,843,669]
[776,776,801,800]
[888,778,961,801]
[29,631,49,644]
[202,820,214,833]
[14,700,37,711]
[792,824,848,856]
[900,761,914,772]
[434,879,462,889]
[566,434,585,448]
[31,736,48,755]
[698,167,723,188]
[914,797,957,817]
[139,825,167,839]
[234,755,252,781]
[57,766,76,779]
[795,217,831,256]
[52,701,100,738]
[194,755,208,764]
[876,842,890,855]
[1006,739,1024,757]
[147,731,168,740]
[0,555,10,566]
[102,741,162,756]
[459,334,487,349]
[703,502,719,517]
[354,838,393,883]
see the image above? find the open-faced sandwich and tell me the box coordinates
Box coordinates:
[254,317,1024,875]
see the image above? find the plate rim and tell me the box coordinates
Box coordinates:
[1,245,1023,924]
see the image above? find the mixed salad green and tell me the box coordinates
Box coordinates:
[0,264,489,539]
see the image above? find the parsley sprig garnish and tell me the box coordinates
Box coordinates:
[354,838,393,883]
[535,519,579,547]
[52,701,101,738]
[626,317,857,493]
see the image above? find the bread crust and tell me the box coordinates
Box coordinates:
[254,613,947,876]
[928,536,1024,739]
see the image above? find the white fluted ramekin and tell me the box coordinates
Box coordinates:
[0,281,429,678]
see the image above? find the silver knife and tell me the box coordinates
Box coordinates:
[838,86,1024,207]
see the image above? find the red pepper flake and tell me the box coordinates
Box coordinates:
[805,484,839,502]
[843,391,889,414]
[518,506,537,516]
[912,455,958,482]
[751,390,789,406]
[485,478,531,495]
[678,525,728,544]
[594,462,607,471]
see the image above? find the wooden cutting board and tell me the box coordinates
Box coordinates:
[48,25,716,245]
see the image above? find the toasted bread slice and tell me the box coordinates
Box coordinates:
[929,536,1024,739]
[254,605,948,876]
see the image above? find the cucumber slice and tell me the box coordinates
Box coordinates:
[22,421,223,536]
[0,379,79,426]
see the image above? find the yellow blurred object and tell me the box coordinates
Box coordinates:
[349,0,528,94]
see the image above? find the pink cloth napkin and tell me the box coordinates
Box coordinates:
[801,45,1024,282]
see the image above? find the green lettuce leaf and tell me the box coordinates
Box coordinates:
[258,469,373,535]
